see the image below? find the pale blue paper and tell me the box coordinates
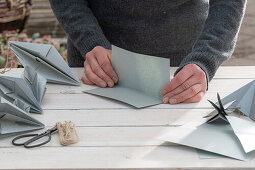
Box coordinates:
[159,122,255,161]
[227,116,255,153]
[197,149,224,159]
[83,45,170,108]
[0,97,44,138]
[8,41,80,86]
[220,80,255,120]
[0,66,46,114]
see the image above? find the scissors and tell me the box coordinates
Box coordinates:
[12,126,58,148]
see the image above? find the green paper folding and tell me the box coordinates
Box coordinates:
[220,80,255,120]
[160,85,255,161]
[206,93,228,123]
[159,118,255,161]
[83,45,170,108]
[8,41,80,86]
[0,66,46,113]
[0,97,44,138]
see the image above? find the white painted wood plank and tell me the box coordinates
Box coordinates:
[0,109,211,147]
[71,66,255,79]
[2,66,255,82]
[40,92,231,110]
[1,66,254,169]
[0,146,254,169]
[214,66,255,79]
[0,109,221,148]
[2,67,254,94]
[0,126,175,147]
[208,79,253,92]
[45,78,254,94]
[0,108,210,147]
[35,109,212,127]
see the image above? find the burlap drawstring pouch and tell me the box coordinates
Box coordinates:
[56,121,79,146]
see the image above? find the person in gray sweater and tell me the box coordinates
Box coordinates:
[50,0,246,104]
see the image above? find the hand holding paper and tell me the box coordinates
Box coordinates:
[82,46,118,87]
[83,45,170,108]
[162,64,207,104]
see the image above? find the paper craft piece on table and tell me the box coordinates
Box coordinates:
[0,97,44,138]
[197,116,255,159]
[83,45,170,108]
[206,93,228,123]
[13,98,31,113]
[219,80,255,120]
[226,116,255,153]
[197,149,224,159]
[0,66,46,114]
[8,41,80,86]
[159,122,255,161]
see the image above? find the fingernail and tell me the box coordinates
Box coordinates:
[169,98,176,104]
[100,82,106,87]
[107,81,114,87]
[162,90,167,95]
[163,97,169,104]
[112,76,118,83]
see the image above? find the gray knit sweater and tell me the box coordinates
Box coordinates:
[50,0,246,82]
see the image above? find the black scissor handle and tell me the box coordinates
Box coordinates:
[24,132,51,148]
[12,126,57,148]
[12,134,38,146]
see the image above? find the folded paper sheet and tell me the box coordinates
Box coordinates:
[220,80,255,120]
[159,82,255,161]
[197,149,224,159]
[0,66,46,113]
[8,41,80,86]
[206,95,229,123]
[159,120,255,161]
[0,97,44,138]
[226,116,255,153]
[83,46,170,108]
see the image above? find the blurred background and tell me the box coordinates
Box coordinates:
[0,0,254,69]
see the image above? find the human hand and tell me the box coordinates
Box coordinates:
[161,64,207,104]
[81,46,118,87]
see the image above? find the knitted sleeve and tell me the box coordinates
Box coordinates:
[49,0,111,58]
[175,0,247,84]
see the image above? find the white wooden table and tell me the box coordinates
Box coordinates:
[1,66,255,169]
